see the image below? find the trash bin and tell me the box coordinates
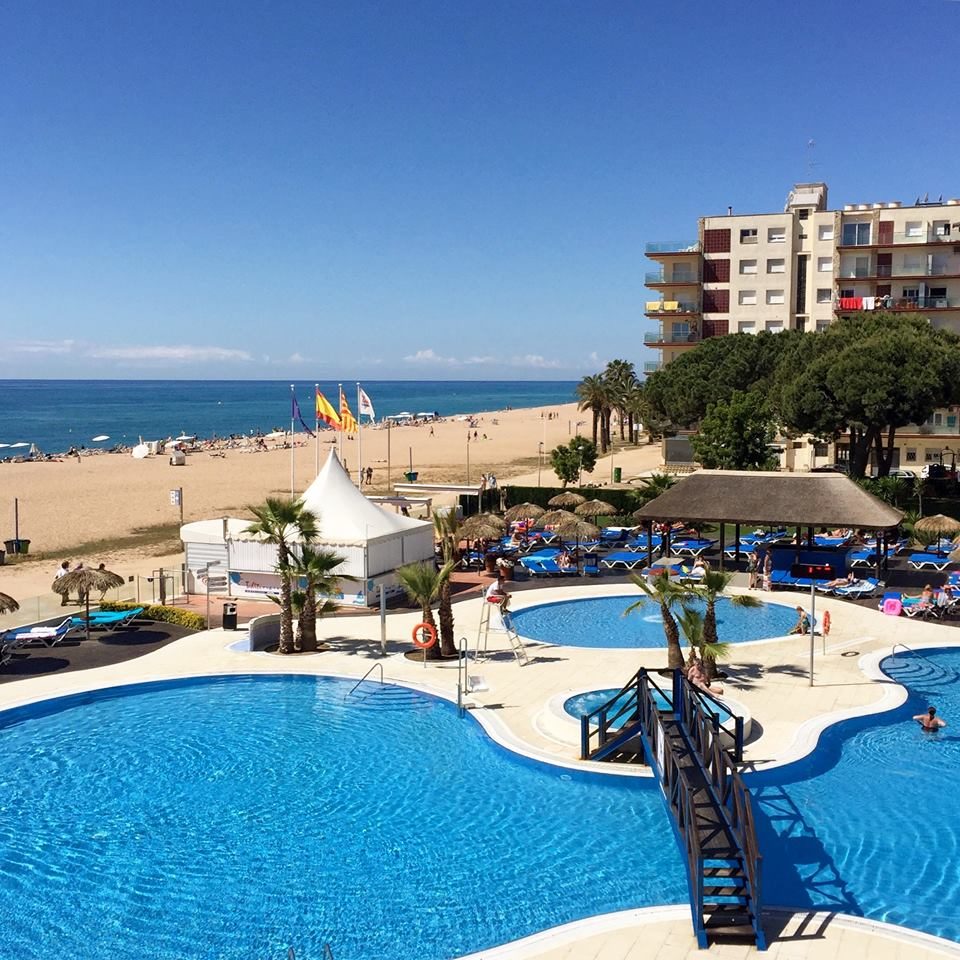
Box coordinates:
[404,471,418,482]
[222,602,238,630]
[3,539,29,555]
[0,549,5,566]
[613,467,622,483]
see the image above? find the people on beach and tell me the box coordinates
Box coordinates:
[55,560,71,605]
[788,606,812,635]
[914,706,946,731]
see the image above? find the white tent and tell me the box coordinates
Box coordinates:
[180,450,435,607]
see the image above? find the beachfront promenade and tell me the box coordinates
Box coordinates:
[3,581,958,959]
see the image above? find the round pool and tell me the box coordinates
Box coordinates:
[0,675,687,960]
[511,595,797,648]
[564,688,735,726]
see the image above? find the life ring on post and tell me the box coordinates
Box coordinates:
[822,610,831,636]
[412,622,437,649]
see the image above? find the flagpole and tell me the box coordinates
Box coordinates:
[314,382,320,477]
[289,384,295,496]
[357,382,363,488]
[338,383,343,464]
[387,417,391,494]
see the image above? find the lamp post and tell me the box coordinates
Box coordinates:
[537,442,544,486]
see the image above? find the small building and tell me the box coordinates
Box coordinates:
[180,450,435,607]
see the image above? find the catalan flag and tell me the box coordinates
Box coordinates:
[339,389,359,434]
[315,389,341,430]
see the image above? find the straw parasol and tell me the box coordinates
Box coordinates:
[504,502,546,524]
[555,518,601,541]
[914,514,960,555]
[548,491,586,508]
[539,509,579,528]
[459,513,507,542]
[52,566,125,641]
[575,499,618,518]
[0,592,19,615]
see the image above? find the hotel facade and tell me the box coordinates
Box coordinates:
[645,183,960,471]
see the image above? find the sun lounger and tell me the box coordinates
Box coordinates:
[624,536,662,553]
[70,606,145,632]
[671,539,716,558]
[832,578,882,599]
[583,553,600,577]
[2,617,76,648]
[848,549,879,568]
[600,552,647,571]
[908,553,952,572]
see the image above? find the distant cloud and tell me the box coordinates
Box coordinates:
[287,352,310,364]
[10,339,76,355]
[403,348,459,365]
[512,354,562,369]
[404,348,562,370]
[87,345,253,363]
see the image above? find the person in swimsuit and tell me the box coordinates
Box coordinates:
[914,706,946,731]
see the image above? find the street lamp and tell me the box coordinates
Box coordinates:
[537,442,544,486]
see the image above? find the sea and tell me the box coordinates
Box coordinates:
[0,380,577,457]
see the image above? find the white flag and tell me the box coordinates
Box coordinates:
[358,386,375,421]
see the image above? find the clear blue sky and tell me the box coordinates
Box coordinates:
[3,0,959,380]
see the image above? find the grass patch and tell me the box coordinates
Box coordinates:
[6,523,183,566]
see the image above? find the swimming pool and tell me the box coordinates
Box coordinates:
[564,688,735,726]
[751,647,960,943]
[0,676,687,960]
[511,595,798,648]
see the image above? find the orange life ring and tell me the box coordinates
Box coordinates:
[822,610,831,636]
[412,622,437,649]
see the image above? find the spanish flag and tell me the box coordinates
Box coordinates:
[315,389,341,430]
[340,390,359,434]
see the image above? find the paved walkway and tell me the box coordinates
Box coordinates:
[2,581,958,958]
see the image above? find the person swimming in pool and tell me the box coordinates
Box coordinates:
[914,706,946,731]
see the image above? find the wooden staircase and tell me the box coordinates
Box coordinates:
[581,669,766,950]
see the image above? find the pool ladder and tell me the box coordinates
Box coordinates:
[346,663,384,699]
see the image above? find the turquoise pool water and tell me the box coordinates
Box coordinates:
[511,595,797,648]
[0,676,687,960]
[564,688,734,726]
[751,647,960,942]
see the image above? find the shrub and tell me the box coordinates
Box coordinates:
[99,601,206,632]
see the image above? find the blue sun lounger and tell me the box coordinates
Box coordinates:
[2,617,76,649]
[908,553,952,572]
[70,606,145,632]
[848,549,880,568]
[671,538,716,558]
[600,552,647,570]
[583,553,600,576]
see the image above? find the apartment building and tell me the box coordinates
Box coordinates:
[645,183,960,470]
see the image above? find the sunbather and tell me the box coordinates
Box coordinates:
[788,606,812,635]
[825,573,857,589]
[687,659,723,695]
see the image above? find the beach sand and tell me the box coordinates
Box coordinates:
[0,400,664,598]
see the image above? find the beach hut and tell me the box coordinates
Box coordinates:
[180,450,435,607]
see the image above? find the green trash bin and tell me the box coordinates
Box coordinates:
[613,467,622,483]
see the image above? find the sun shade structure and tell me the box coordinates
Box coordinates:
[914,514,960,537]
[0,592,19,615]
[632,470,903,529]
[504,502,546,523]
[52,567,125,641]
[548,492,586,508]
[539,509,579,528]
[575,499,618,517]
[459,513,507,541]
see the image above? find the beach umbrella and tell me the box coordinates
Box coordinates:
[0,592,19,615]
[459,513,507,542]
[575,499,618,518]
[91,435,110,442]
[504,502,546,523]
[9,442,29,449]
[539,509,578,528]
[52,567,125,642]
[548,491,586,508]
[914,514,960,555]
[131,444,150,459]
[555,518,600,541]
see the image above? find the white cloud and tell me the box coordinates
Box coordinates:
[87,345,253,362]
[287,352,310,364]
[403,349,561,370]
[10,339,76,355]
[403,348,459,365]
[511,354,562,369]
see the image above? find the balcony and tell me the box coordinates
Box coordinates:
[643,330,701,345]
[838,229,958,250]
[644,300,700,315]
[645,241,700,255]
[838,264,960,280]
[645,271,700,285]
[643,361,663,373]
[836,296,956,314]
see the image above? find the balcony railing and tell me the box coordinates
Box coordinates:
[840,229,957,248]
[645,300,699,313]
[645,241,699,254]
[643,360,663,373]
[838,264,958,279]
[643,331,701,344]
[837,296,955,312]
[645,271,699,284]
[908,422,960,436]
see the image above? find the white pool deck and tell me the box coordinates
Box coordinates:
[4,581,960,959]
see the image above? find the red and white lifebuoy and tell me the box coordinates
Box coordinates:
[412,622,438,649]
[822,610,831,636]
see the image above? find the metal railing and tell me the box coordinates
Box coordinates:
[644,301,700,314]
[645,271,699,284]
[643,331,700,344]
[346,662,384,698]
[645,240,699,254]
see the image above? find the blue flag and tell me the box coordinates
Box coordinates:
[291,392,315,436]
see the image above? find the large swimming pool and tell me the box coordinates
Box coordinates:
[0,676,687,960]
[510,595,798,648]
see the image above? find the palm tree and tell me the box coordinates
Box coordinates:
[626,571,689,669]
[686,570,759,680]
[676,606,705,664]
[433,511,461,656]
[604,359,637,442]
[244,497,318,655]
[396,560,455,660]
[289,545,347,652]
[576,374,608,450]
[630,473,677,509]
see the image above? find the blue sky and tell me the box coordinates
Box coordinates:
[3,0,959,380]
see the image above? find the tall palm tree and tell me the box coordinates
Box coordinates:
[604,359,637,442]
[433,511,461,657]
[396,561,455,660]
[289,545,347,652]
[576,374,609,451]
[630,473,677,509]
[244,497,318,655]
[626,571,689,669]
[686,570,759,679]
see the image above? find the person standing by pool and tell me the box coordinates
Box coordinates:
[55,559,71,605]
[747,550,759,589]
[914,706,946,731]
[762,552,772,591]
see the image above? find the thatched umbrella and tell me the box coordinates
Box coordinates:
[575,498,618,518]
[0,592,19,615]
[459,513,507,542]
[914,514,960,555]
[548,491,586,508]
[539,509,579,529]
[52,567,125,641]
[504,502,545,524]
[555,518,601,571]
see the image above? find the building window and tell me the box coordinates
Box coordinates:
[818,225,834,241]
[738,321,756,334]
[767,258,785,274]
[839,288,855,299]
[816,320,830,331]
[767,227,786,243]
[813,443,829,457]
[902,287,920,300]
[905,221,923,238]
[738,290,757,305]
[766,289,785,305]
[818,256,832,273]
[925,450,937,462]
[703,228,731,253]
[671,267,696,283]
[906,449,917,462]
[841,221,871,246]
[816,288,832,304]
[739,259,758,275]
[740,228,758,244]
[933,221,952,237]
[766,321,784,332]
[798,209,810,220]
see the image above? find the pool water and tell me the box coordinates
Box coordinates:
[564,688,735,726]
[0,676,687,960]
[511,595,798,648]
[752,647,960,943]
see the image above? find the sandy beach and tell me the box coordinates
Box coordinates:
[0,400,664,599]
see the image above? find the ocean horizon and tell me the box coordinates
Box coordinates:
[0,379,577,456]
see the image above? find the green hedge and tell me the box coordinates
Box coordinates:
[99,601,206,632]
